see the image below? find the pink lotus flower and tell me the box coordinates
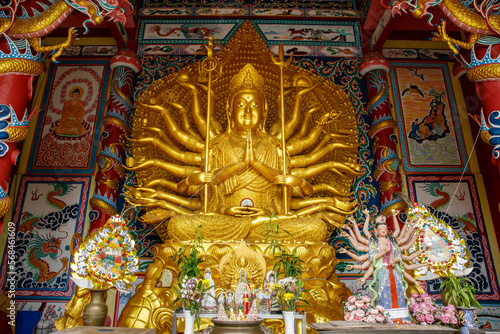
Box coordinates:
[355,310,365,318]
[416,314,425,323]
[375,305,385,313]
[425,314,434,324]
[420,293,429,299]
[366,315,376,323]
[344,312,353,321]
[363,304,368,309]
[369,309,379,315]
[355,300,364,308]
[411,293,419,299]
[347,296,357,304]
[447,304,456,312]
[409,297,416,305]
[347,304,356,311]
[361,295,371,303]
[440,315,450,324]
[424,297,433,305]
[375,315,385,323]
[354,316,362,321]
[445,311,455,318]
[451,317,458,325]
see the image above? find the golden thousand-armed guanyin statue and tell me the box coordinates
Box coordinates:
[56,21,363,333]
[125,34,362,243]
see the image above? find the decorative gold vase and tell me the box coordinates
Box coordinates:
[83,289,108,326]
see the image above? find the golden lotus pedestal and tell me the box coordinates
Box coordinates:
[116,240,350,334]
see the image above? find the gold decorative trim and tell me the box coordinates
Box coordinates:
[366,83,386,111]
[0,59,44,76]
[89,198,118,215]
[5,127,29,142]
[0,196,12,218]
[467,64,500,82]
[368,119,397,138]
[380,201,407,217]
[103,115,129,132]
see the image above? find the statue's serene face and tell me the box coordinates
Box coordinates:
[376,224,388,237]
[231,91,264,133]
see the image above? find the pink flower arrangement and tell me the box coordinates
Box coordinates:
[409,293,458,327]
[343,294,390,324]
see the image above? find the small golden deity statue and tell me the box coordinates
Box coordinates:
[125,23,361,243]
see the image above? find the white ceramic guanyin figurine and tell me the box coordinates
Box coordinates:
[202,268,217,313]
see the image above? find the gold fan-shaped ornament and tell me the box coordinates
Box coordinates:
[407,203,472,280]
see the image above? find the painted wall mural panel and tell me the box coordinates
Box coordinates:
[139,19,243,45]
[141,0,356,10]
[28,60,109,174]
[137,20,361,57]
[407,175,500,300]
[0,176,91,299]
[255,21,360,46]
[390,62,467,173]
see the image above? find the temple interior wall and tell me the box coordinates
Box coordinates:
[1,34,500,330]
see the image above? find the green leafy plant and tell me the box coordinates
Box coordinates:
[172,225,211,329]
[173,225,205,282]
[263,214,304,278]
[439,272,481,309]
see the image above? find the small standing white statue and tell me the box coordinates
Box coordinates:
[202,268,217,313]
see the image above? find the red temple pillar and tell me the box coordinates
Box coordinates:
[358,52,405,228]
[88,49,141,232]
[0,37,44,230]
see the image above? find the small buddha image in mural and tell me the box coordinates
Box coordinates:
[408,89,450,143]
[53,87,88,138]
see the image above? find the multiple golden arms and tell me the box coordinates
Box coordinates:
[290,102,324,140]
[290,142,358,168]
[126,136,202,166]
[125,158,199,178]
[165,101,203,140]
[286,112,332,156]
[142,179,178,192]
[311,183,354,196]
[292,161,363,180]
[270,82,319,140]
[136,124,180,149]
[138,101,205,153]
[175,75,219,139]
[126,186,201,210]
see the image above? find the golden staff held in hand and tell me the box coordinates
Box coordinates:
[200,36,220,213]
[271,43,293,215]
